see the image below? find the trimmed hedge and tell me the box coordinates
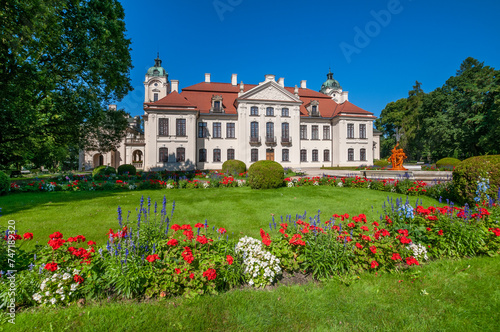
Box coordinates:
[92,165,116,178]
[248,160,284,189]
[0,171,9,196]
[374,159,390,167]
[436,157,461,169]
[117,164,136,175]
[452,155,500,205]
[222,160,246,176]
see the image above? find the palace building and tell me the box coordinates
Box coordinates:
[80,56,380,171]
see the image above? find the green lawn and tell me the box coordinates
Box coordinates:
[0,187,440,248]
[12,255,500,331]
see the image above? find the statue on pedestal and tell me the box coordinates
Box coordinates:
[388,143,407,170]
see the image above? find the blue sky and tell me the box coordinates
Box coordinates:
[117,0,500,119]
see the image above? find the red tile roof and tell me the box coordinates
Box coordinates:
[145,81,374,118]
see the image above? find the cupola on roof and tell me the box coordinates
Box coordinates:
[146,53,168,77]
[320,68,341,92]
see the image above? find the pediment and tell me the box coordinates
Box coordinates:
[238,81,301,103]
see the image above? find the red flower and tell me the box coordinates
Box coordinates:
[426,227,432,232]
[146,254,160,263]
[87,240,96,246]
[438,230,443,236]
[194,223,205,228]
[391,253,402,261]
[406,256,420,266]
[183,230,194,240]
[226,255,234,265]
[182,247,194,264]
[196,235,209,244]
[289,234,306,246]
[355,242,363,250]
[203,268,217,281]
[180,224,192,231]
[175,268,181,274]
[44,262,58,272]
[171,224,181,231]
[218,228,227,235]
[48,238,66,250]
[49,231,63,239]
[260,228,272,246]
[372,221,379,227]
[167,239,179,246]
[370,246,377,254]
[361,226,369,232]
[489,227,500,236]
[23,232,33,240]
[189,273,195,279]
[347,223,355,228]
[370,261,379,269]
[76,235,86,243]
[73,274,84,284]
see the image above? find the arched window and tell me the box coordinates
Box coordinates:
[300,149,307,162]
[348,148,354,161]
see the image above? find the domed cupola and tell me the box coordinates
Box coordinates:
[144,53,170,103]
[319,68,348,103]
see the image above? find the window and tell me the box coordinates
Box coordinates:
[311,105,318,116]
[281,108,289,117]
[281,123,289,141]
[159,118,168,136]
[348,148,354,161]
[211,95,223,113]
[300,149,307,162]
[323,126,330,140]
[213,101,221,111]
[250,106,258,116]
[227,149,235,160]
[199,149,207,162]
[347,123,354,139]
[213,149,221,162]
[300,125,307,140]
[198,122,208,138]
[250,122,259,138]
[176,148,185,162]
[266,107,274,116]
[251,149,258,162]
[266,122,274,139]
[282,149,289,162]
[324,150,330,162]
[312,149,318,162]
[176,119,186,136]
[360,148,366,161]
[154,93,158,102]
[311,125,319,140]
[226,123,235,138]
[213,122,221,138]
[359,124,366,139]
[159,147,168,162]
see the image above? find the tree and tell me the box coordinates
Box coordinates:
[0,0,133,168]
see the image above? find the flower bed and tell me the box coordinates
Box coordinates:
[1,183,499,310]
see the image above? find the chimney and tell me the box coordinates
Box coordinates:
[300,80,307,89]
[278,77,284,87]
[171,80,179,92]
[205,73,211,83]
[231,73,237,86]
[265,74,275,82]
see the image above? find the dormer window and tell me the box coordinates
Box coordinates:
[211,95,224,113]
[153,93,158,102]
[309,100,320,117]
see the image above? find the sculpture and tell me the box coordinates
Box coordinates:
[388,143,407,170]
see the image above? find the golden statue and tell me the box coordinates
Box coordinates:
[388,142,407,170]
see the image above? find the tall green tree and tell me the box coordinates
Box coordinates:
[0,0,133,168]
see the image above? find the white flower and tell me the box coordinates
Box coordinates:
[287,182,294,187]
[56,287,64,295]
[45,291,51,297]
[337,182,343,187]
[50,298,57,305]
[33,293,42,302]
[203,182,210,189]
[70,283,78,291]
[62,273,71,281]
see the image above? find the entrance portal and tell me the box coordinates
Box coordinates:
[266,149,274,161]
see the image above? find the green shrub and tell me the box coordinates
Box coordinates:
[374,159,390,167]
[117,164,137,175]
[0,171,10,196]
[92,165,116,178]
[248,160,284,189]
[436,157,461,169]
[452,155,500,205]
[222,160,246,176]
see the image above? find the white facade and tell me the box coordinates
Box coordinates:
[81,57,378,171]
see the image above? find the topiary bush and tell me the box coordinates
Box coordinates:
[92,165,116,178]
[222,160,246,176]
[436,157,461,169]
[452,155,500,205]
[374,159,390,167]
[117,164,137,175]
[0,171,10,196]
[248,160,284,189]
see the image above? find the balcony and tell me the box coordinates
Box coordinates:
[281,136,292,146]
[249,136,261,145]
[132,162,143,169]
[125,137,145,145]
[211,107,224,113]
[265,136,277,145]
